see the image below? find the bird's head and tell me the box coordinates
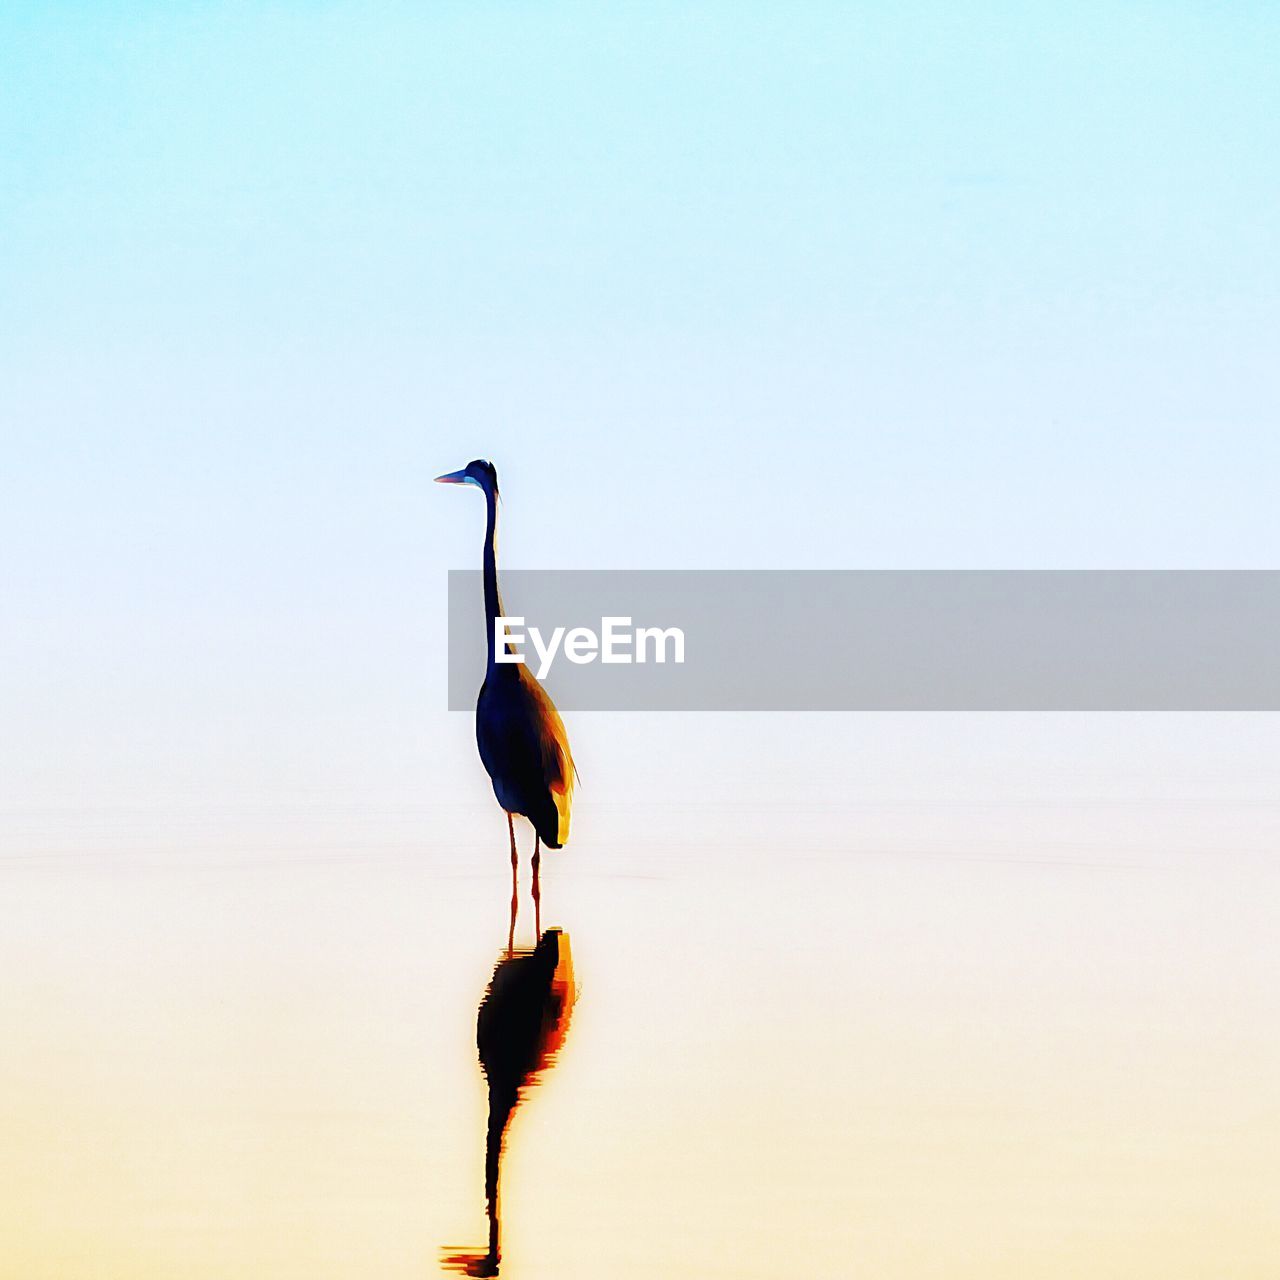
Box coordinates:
[435,458,498,495]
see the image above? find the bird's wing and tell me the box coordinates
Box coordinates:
[519,668,575,844]
[516,666,572,786]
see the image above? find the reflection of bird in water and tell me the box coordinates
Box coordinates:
[441,929,577,1277]
[436,460,576,946]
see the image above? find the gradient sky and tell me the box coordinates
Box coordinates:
[3,1,1279,804]
[3,11,1280,1277]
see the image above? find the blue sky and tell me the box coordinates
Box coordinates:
[3,3,1279,803]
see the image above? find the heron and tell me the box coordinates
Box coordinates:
[436,459,575,942]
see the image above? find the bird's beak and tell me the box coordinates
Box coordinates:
[435,469,469,484]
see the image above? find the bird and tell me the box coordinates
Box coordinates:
[436,460,575,942]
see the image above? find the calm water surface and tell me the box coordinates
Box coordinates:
[2,722,1278,1278]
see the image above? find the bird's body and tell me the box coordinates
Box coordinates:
[437,459,574,936]
[476,662,573,849]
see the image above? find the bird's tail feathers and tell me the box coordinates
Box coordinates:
[549,779,572,848]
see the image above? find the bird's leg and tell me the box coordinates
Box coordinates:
[507,812,518,956]
[531,835,541,938]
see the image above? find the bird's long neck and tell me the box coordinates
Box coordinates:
[483,485,504,670]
